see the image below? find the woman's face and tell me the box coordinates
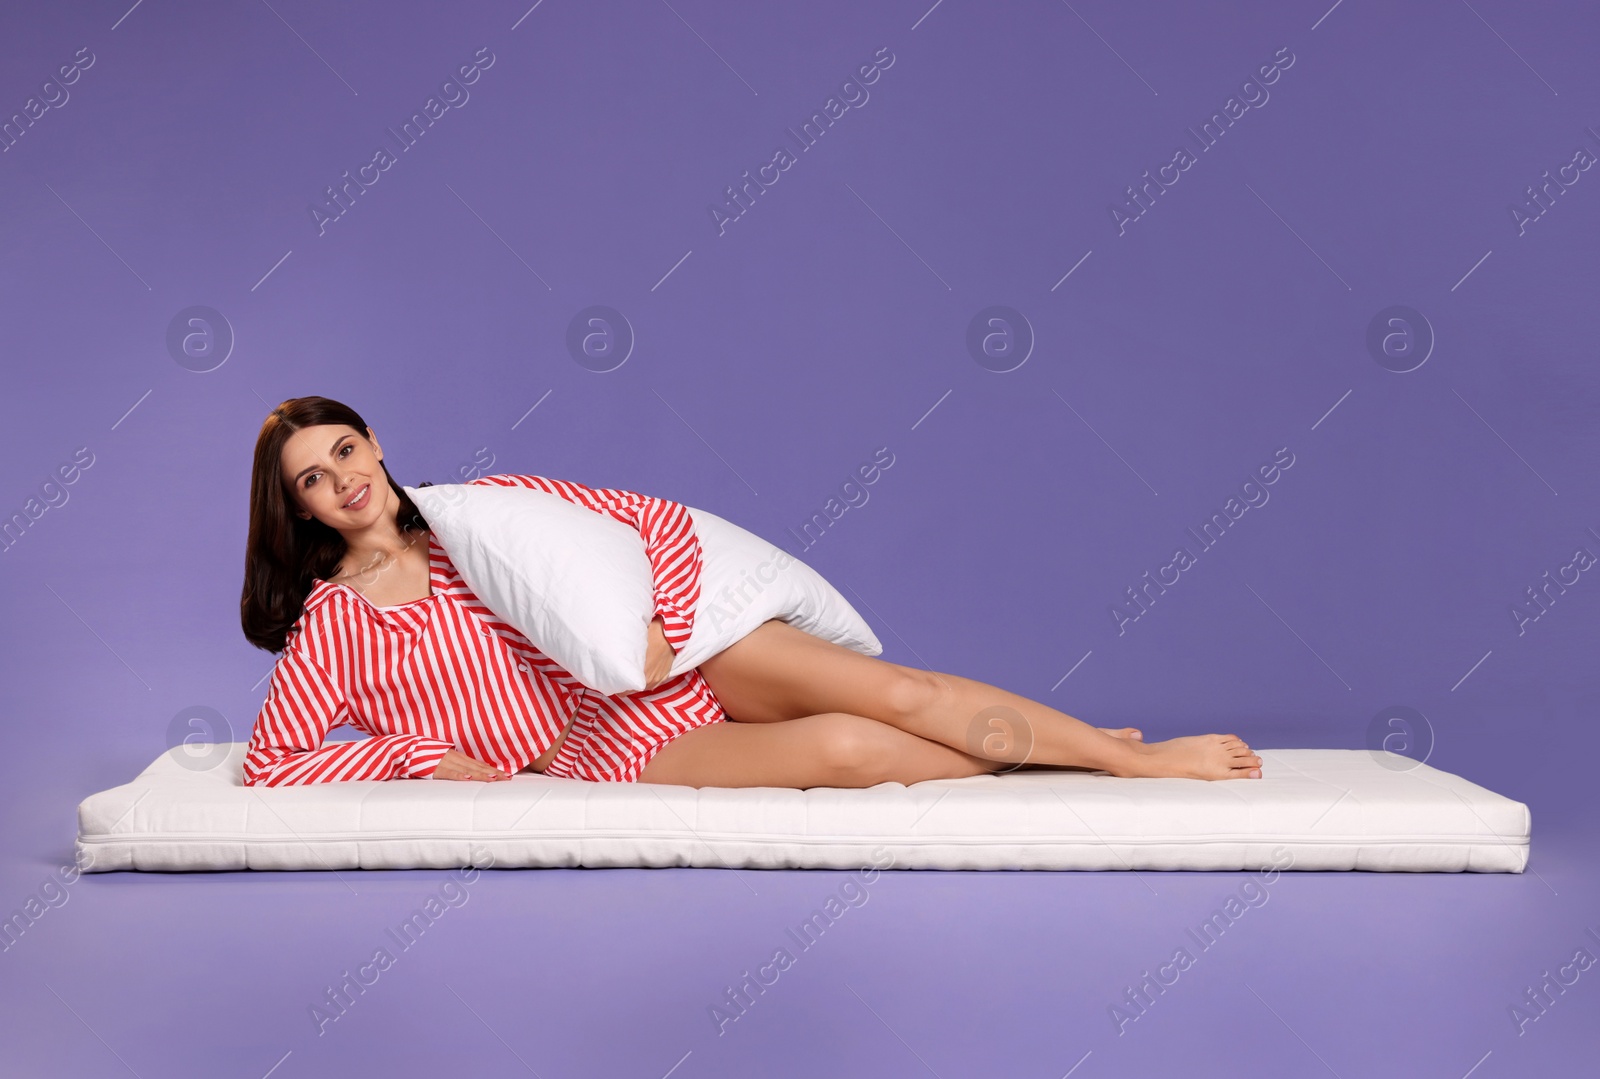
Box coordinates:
[279,423,393,529]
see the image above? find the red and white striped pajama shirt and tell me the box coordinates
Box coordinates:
[241,473,726,787]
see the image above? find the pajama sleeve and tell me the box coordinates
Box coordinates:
[242,626,456,786]
[469,473,703,653]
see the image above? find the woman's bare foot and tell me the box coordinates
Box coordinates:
[1098,727,1143,741]
[1105,734,1262,780]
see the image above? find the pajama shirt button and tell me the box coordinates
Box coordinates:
[518,663,530,672]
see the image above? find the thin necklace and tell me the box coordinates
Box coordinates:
[340,531,421,586]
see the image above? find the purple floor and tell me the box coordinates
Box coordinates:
[5,723,1592,1078]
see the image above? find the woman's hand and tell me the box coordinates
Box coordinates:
[643,616,675,691]
[433,748,509,781]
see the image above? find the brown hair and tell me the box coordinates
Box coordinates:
[240,396,429,653]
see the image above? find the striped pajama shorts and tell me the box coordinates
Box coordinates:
[539,667,727,782]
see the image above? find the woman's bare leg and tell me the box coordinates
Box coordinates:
[637,712,998,789]
[696,620,1263,781]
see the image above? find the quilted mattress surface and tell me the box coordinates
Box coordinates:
[75,744,1531,873]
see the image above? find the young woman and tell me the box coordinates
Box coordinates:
[240,396,1264,789]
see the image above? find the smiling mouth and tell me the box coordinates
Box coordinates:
[343,484,371,510]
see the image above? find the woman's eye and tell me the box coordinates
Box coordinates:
[304,445,353,487]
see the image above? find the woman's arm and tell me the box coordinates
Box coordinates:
[242,629,455,786]
[468,474,703,654]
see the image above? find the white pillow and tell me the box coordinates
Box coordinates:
[404,483,882,695]
[666,506,883,678]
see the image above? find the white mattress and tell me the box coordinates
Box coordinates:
[75,744,1531,873]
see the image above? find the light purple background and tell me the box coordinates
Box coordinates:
[2,0,1596,1075]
